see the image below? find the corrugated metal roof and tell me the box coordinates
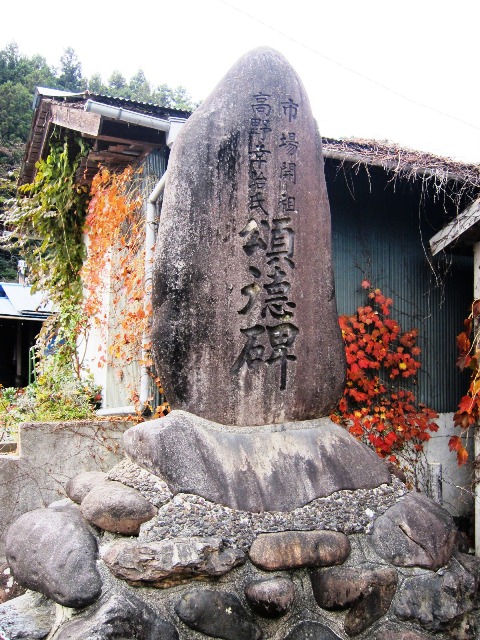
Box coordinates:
[0,297,18,317]
[0,283,52,319]
[34,87,191,119]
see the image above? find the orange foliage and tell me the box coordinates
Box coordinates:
[81,166,163,412]
[452,299,480,465]
[331,281,438,474]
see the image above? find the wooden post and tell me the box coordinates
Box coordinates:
[473,242,480,556]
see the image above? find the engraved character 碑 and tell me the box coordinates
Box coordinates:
[231,325,266,373]
[266,323,299,390]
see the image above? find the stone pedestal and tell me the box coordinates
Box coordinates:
[2,450,479,640]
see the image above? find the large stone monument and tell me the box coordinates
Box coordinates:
[152,47,345,427]
[1,48,479,640]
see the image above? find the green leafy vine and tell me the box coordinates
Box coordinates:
[1,131,90,375]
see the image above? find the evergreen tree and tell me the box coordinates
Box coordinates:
[57,47,83,92]
[0,43,28,84]
[87,73,107,94]
[107,70,128,97]
[0,82,32,142]
[152,83,194,110]
[128,69,151,102]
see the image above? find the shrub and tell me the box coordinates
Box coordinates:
[331,281,438,484]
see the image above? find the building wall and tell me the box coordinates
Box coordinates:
[81,149,169,408]
[418,412,474,518]
[326,160,473,413]
[0,420,128,560]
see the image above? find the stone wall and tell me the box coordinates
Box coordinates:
[2,460,479,639]
[0,420,127,559]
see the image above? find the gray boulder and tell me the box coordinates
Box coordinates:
[175,589,262,640]
[54,592,178,639]
[80,480,157,535]
[245,577,295,617]
[65,471,108,504]
[371,492,456,570]
[5,507,102,608]
[0,591,54,639]
[311,565,398,636]
[311,565,397,607]
[393,556,477,630]
[124,410,391,512]
[102,537,245,586]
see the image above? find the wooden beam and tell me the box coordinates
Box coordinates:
[100,119,165,145]
[94,134,159,151]
[429,198,480,256]
[89,151,140,163]
[51,104,101,137]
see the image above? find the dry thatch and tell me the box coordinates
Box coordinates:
[321,137,480,200]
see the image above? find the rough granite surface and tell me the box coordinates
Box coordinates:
[140,478,407,551]
[151,47,345,426]
[107,458,173,508]
[124,412,393,512]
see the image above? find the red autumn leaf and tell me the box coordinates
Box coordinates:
[385,431,397,446]
[457,446,469,466]
[454,411,472,429]
[456,332,471,354]
[448,435,462,452]
[361,279,371,289]
[457,394,474,415]
[349,423,363,436]
[456,353,472,372]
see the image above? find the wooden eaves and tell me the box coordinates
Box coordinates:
[19,90,190,187]
[429,198,480,256]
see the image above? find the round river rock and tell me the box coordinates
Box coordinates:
[5,507,102,608]
[249,530,350,570]
[81,480,157,535]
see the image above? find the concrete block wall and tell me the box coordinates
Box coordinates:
[0,420,127,559]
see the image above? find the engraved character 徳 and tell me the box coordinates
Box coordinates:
[262,266,296,320]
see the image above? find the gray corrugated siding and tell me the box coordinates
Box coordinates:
[141,148,169,191]
[326,160,472,412]
[141,148,169,408]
